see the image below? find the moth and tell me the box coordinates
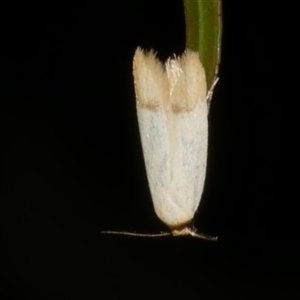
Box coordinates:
[103,47,218,241]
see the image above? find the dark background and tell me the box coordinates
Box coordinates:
[1,1,291,299]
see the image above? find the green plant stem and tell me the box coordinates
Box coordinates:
[183,0,222,90]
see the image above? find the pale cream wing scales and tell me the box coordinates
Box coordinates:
[169,50,208,217]
[163,52,208,226]
[133,49,175,224]
[132,48,168,109]
[166,50,206,112]
[133,48,208,228]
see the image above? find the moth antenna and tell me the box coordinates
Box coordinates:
[101,230,171,237]
[190,232,218,241]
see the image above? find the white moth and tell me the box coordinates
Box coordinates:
[103,47,217,241]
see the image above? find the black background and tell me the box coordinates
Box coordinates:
[1,1,291,299]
